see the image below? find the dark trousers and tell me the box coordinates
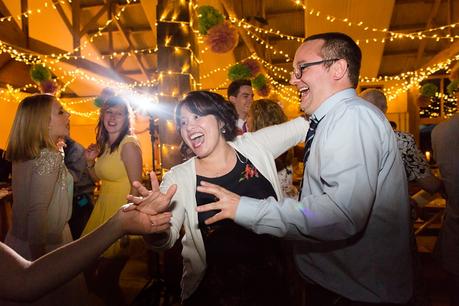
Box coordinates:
[305,284,409,306]
[69,194,93,239]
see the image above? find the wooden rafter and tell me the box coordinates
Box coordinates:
[422,39,459,69]
[219,0,258,55]
[72,0,81,54]
[114,53,129,71]
[415,0,441,65]
[81,0,139,9]
[52,0,73,34]
[0,20,136,84]
[86,24,152,35]
[0,57,13,71]
[111,3,150,80]
[0,0,11,17]
[79,3,109,36]
[21,0,29,48]
[0,1,27,48]
[108,2,114,68]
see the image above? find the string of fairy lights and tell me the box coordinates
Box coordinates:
[290,0,459,43]
[0,0,70,23]
[1,0,458,119]
[0,0,203,103]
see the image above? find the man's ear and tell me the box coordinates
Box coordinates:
[228,96,236,104]
[332,59,348,81]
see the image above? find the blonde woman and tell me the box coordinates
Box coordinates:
[4,94,87,305]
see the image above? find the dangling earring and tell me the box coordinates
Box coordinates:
[221,126,226,134]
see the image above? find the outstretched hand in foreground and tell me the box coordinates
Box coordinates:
[125,171,177,216]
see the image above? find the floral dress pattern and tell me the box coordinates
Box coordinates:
[395,131,430,182]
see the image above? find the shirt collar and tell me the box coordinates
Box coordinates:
[311,88,357,122]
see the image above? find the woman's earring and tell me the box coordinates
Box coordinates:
[221,127,226,134]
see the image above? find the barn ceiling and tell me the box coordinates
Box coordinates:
[0,0,458,99]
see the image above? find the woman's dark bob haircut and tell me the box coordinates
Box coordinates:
[175,90,238,141]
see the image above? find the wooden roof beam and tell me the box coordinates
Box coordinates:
[415,0,441,66]
[80,0,139,9]
[86,24,152,35]
[80,3,109,36]
[114,53,129,71]
[52,0,73,34]
[0,21,137,84]
[219,0,258,56]
[421,39,459,69]
[112,3,150,80]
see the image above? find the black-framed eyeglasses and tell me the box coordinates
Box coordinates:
[292,58,340,79]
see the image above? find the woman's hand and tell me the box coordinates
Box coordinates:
[125,171,177,215]
[84,144,99,164]
[114,204,172,235]
[195,181,241,224]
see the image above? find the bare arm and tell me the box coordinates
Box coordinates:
[121,141,143,196]
[0,206,171,302]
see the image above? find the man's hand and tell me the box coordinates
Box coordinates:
[125,171,177,215]
[195,181,241,224]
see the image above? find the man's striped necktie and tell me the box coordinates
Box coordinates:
[299,116,321,199]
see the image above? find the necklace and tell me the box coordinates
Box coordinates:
[234,149,245,164]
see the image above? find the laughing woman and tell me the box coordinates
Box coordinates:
[139,91,308,305]
[4,94,87,306]
[82,96,142,306]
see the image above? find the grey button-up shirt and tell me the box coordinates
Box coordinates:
[236,88,413,303]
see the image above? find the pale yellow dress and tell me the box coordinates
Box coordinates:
[82,135,140,258]
[4,148,88,306]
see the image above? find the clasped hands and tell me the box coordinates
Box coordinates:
[125,172,241,226]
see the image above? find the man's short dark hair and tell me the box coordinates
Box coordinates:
[304,32,361,88]
[227,79,252,99]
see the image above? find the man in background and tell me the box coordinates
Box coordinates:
[64,137,95,239]
[360,88,442,194]
[431,113,459,306]
[227,79,254,134]
[361,88,444,306]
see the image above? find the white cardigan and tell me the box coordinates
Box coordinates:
[148,117,308,300]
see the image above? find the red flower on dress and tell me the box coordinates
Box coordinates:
[240,163,259,182]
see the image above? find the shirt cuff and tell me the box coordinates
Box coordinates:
[235,196,260,228]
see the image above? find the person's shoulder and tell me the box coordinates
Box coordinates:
[434,114,459,134]
[32,148,62,175]
[331,96,384,122]
[38,148,61,159]
[162,158,195,182]
[395,130,414,140]
[120,135,140,150]
[168,158,194,173]
[121,134,139,144]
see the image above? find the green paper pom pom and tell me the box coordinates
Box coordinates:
[420,82,438,98]
[94,97,104,108]
[30,64,52,83]
[228,63,252,81]
[251,74,267,90]
[197,5,224,35]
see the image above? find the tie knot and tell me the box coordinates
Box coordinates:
[310,116,319,128]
